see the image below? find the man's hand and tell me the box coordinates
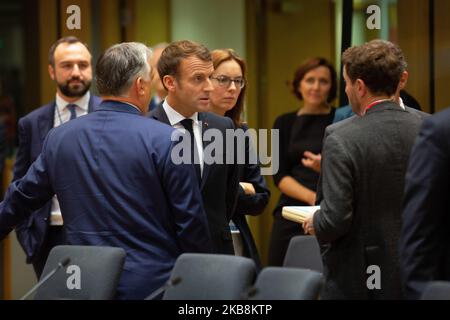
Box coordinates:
[302,151,321,173]
[302,214,316,235]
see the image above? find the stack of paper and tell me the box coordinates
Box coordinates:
[282,206,320,223]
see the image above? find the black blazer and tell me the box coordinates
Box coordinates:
[400,106,450,299]
[13,95,101,263]
[149,104,240,254]
[232,124,270,270]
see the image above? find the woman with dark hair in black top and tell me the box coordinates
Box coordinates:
[268,57,337,266]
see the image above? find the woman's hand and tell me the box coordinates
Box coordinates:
[240,182,256,195]
[302,151,321,173]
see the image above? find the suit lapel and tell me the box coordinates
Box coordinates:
[38,102,55,143]
[149,102,170,125]
[40,95,98,142]
[38,95,97,143]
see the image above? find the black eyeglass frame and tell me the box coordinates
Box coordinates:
[210,75,246,89]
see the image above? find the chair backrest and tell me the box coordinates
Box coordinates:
[248,267,323,300]
[421,281,450,300]
[163,253,256,300]
[283,235,323,273]
[34,245,126,300]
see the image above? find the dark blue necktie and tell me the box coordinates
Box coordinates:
[180,118,201,184]
[67,104,78,120]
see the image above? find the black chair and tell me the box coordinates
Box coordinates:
[34,245,126,300]
[246,267,323,300]
[283,235,323,273]
[162,253,256,300]
[421,281,450,300]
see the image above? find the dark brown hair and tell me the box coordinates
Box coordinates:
[342,39,407,96]
[211,49,246,127]
[157,40,211,90]
[292,57,337,103]
[48,36,90,67]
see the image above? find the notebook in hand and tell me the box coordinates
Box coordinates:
[282,206,320,223]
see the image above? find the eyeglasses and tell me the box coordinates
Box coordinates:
[210,75,246,89]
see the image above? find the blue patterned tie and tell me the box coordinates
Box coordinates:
[67,104,78,120]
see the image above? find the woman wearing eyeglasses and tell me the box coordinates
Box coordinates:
[209,49,270,271]
[268,57,337,266]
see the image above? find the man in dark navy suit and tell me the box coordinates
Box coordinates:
[0,42,211,299]
[13,36,101,278]
[400,106,450,299]
[150,40,240,255]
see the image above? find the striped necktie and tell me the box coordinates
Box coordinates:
[67,104,78,120]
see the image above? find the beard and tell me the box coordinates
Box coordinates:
[57,77,91,98]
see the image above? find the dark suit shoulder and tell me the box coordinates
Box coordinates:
[200,112,234,129]
[326,106,426,159]
[405,106,429,120]
[91,95,102,104]
[69,105,176,138]
[325,114,358,137]
[425,107,450,129]
[418,107,450,148]
[89,95,102,110]
[147,107,158,119]
[20,101,55,122]
[139,116,176,135]
[23,94,100,122]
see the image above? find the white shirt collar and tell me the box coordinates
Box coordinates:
[399,97,406,110]
[162,99,199,126]
[55,91,90,112]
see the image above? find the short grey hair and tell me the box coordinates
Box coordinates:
[96,42,152,96]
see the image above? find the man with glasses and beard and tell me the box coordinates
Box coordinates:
[13,36,101,278]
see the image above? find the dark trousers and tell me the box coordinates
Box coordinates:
[232,214,262,272]
[32,226,65,279]
[268,214,305,266]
